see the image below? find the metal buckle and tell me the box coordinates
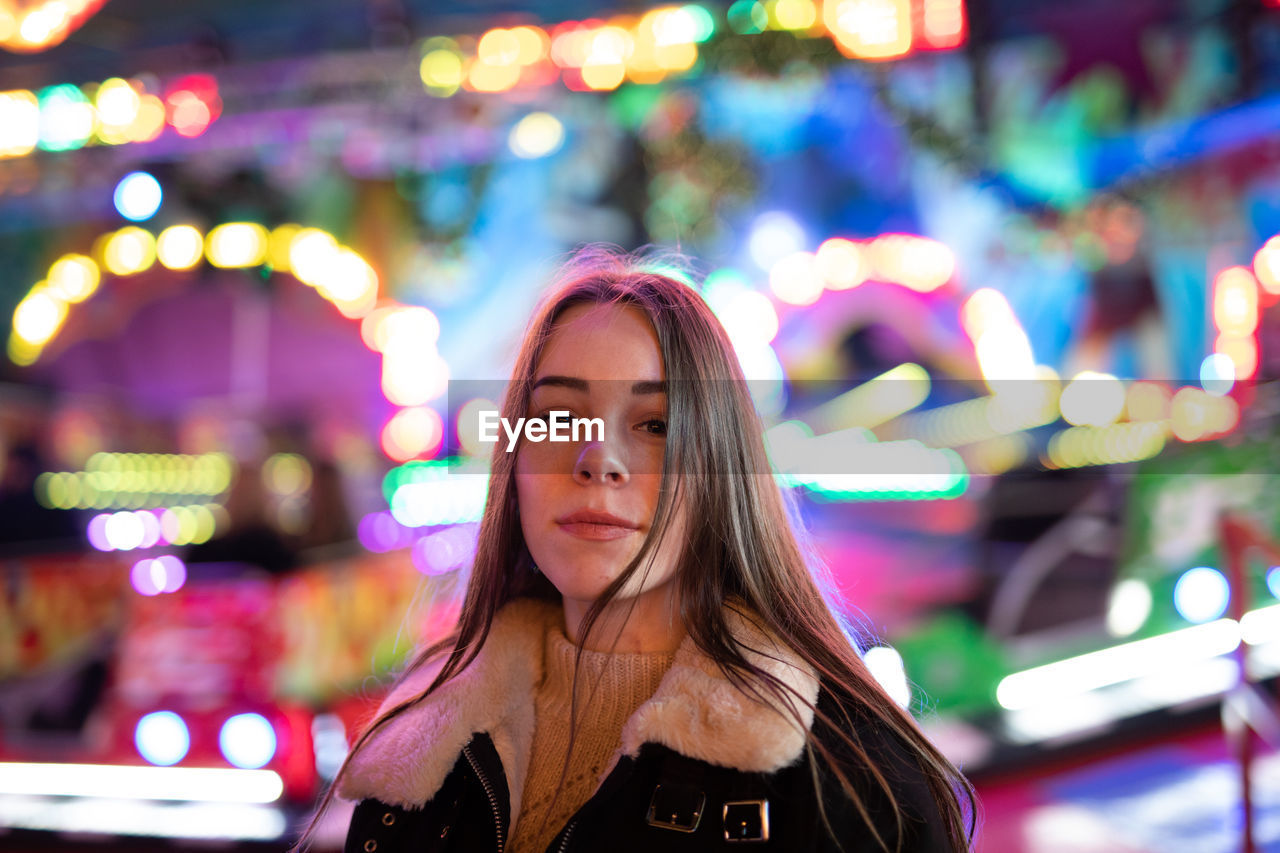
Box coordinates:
[645,783,706,833]
[723,799,769,843]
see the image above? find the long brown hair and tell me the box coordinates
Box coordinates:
[297,246,976,851]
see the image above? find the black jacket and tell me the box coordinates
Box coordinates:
[340,599,951,853]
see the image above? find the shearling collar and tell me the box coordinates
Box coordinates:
[337,597,820,820]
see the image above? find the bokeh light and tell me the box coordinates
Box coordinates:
[411,523,479,575]
[769,251,824,305]
[1254,236,1280,296]
[135,711,190,766]
[113,171,163,221]
[1199,353,1235,397]
[420,40,465,97]
[863,645,910,708]
[1106,579,1152,637]
[130,555,187,596]
[0,89,40,157]
[103,227,158,276]
[157,225,205,270]
[509,112,565,159]
[381,407,445,462]
[457,397,501,457]
[749,211,806,270]
[815,237,868,290]
[37,84,95,151]
[46,254,100,302]
[1173,566,1229,624]
[206,222,269,268]
[219,713,277,769]
[1059,371,1125,427]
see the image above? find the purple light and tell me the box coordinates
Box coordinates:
[130,554,187,595]
[87,513,113,551]
[139,510,162,548]
[412,524,478,576]
[156,554,187,592]
[358,511,414,553]
[131,559,161,595]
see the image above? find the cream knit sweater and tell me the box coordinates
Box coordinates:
[507,618,675,853]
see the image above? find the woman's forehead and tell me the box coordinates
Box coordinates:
[535,302,665,383]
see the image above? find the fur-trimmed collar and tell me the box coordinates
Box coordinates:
[337,597,820,820]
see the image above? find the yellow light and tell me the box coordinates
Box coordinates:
[46,254,99,302]
[156,225,204,270]
[267,224,300,271]
[466,58,521,93]
[510,26,550,64]
[94,78,139,143]
[316,247,378,311]
[1254,236,1280,296]
[478,28,521,65]
[809,363,930,431]
[13,289,67,345]
[896,237,955,292]
[1059,371,1125,427]
[1170,387,1212,442]
[974,326,1036,383]
[19,2,69,46]
[288,228,340,286]
[1047,422,1166,469]
[1216,334,1259,380]
[960,288,1013,340]
[206,222,268,268]
[1125,381,1170,422]
[127,94,166,142]
[772,0,818,31]
[824,0,912,60]
[381,406,444,461]
[653,41,698,71]
[581,62,626,90]
[379,306,441,351]
[653,7,698,45]
[769,251,824,305]
[8,334,41,365]
[0,90,40,157]
[1213,266,1258,337]
[587,26,633,64]
[190,504,216,544]
[457,397,501,457]
[420,48,464,96]
[103,227,157,276]
[551,27,591,67]
[815,238,868,290]
[382,350,448,407]
[509,111,565,159]
[263,453,312,496]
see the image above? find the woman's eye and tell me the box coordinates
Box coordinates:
[640,418,667,437]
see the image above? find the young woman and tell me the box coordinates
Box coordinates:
[309,248,976,852]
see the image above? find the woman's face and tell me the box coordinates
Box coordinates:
[515,301,684,617]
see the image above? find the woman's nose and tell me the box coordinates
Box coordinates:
[573,439,629,486]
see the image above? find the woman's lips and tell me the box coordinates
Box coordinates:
[555,510,640,541]
[557,521,639,541]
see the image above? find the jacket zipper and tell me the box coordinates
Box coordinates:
[556,819,576,853]
[463,742,505,853]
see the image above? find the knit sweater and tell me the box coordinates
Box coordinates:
[507,618,676,853]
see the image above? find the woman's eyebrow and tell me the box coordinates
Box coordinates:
[631,380,667,395]
[531,375,589,391]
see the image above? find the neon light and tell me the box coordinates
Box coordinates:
[995,619,1241,711]
[0,762,284,803]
